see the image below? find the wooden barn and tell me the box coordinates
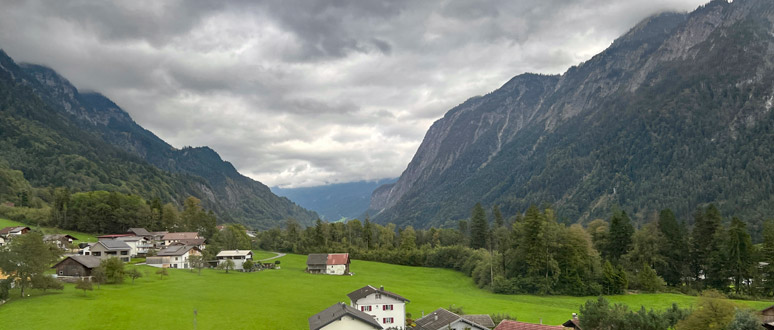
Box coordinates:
[52,255,101,277]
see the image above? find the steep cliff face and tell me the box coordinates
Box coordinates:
[0,52,318,228]
[371,0,774,228]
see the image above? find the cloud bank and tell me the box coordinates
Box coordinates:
[0,0,706,187]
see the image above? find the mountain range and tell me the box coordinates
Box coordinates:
[0,50,318,229]
[272,178,396,221]
[369,0,774,228]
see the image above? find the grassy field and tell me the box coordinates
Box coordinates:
[0,218,97,242]
[0,253,771,330]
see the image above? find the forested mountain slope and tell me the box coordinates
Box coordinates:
[0,50,318,228]
[370,0,774,228]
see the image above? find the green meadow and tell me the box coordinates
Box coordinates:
[0,218,97,242]
[0,252,771,330]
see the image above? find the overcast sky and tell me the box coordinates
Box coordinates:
[0,0,707,188]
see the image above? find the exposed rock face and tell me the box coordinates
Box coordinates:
[371,0,774,228]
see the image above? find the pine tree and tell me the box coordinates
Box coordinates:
[657,209,688,286]
[493,205,504,228]
[726,217,753,294]
[761,219,774,296]
[605,209,634,263]
[690,205,723,288]
[469,203,489,250]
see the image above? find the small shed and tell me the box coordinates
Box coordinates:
[306,254,328,274]
[762,305,774,323]
[52,255,101,277]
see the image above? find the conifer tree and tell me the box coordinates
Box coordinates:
[469,203,489,250]
[726,217,753,294]
[605,209,634,263]
[657,209,688,286]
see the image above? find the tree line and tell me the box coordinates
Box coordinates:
[257,203,774,298]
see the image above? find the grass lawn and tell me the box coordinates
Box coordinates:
[0,253,771,330]
[0,218,97,242]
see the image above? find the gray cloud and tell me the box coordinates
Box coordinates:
[0,0,707,187]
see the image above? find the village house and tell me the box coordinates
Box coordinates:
[0,226,30,238]
[309,302,384,330]
[495,320,566,330]
[89,240,132,262]
[126,227,152,238]
[414,308,490,330]
[348,285,409,330]
[147,244,201,269]
[0,235,5,247]
[306,253,350,275]
[43,234,78,250]
[162,232,200,247]
[561,314,581,329]
[216,250,254,270]
[52,255,101,277]
[149,231,168,248]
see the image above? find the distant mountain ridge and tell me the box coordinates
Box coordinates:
[370,0,774,228]
[272,178,396,221]
[0,50,318,228]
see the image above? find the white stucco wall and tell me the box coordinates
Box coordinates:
[448,319,487,330]
[320,316,378,330]
[352,294,406,330]
[326,264,347,275]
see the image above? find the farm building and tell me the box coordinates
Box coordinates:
[306,253,350,275]
[348,285,409,330]
[52,255,101,277]
[43,234,78,250]
[147,244,201,269]
[162,232,200,247]
[309,302,384,330]
[216,250,253,270]
[414,308,490,330]
[0,226,30,238]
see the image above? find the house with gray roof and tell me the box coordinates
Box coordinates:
[309,302,383,330]
[52,255,101,277]
[43,234,78,250]
[348,285,409,330]
[147,244,201,269]
[463,315,495,328]
[415,308,490,330]
[89,239,132,262]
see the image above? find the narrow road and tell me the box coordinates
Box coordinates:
[259,252,286,261]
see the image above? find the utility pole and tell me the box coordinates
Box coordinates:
[193,309,197,330]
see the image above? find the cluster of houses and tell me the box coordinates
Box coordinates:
[308,285,582,330]
[49,227,256,277]
[0,226,30,247]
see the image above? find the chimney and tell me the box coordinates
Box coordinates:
[572,313,578,320]
[380,285,384,291]
[434,313,438,321]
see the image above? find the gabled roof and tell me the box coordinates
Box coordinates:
[52,255,101,269]
[157,245,197,256]
[98,234,133,239]
[327,253,349,265]
[415,308,489,330]
[43,234,78,241]
[307,254,328,265]
[217,250,252,257]
[463,315,495,328]
[116,236,141,242]
[495,320,564,330]
[561,318,581,329]
[347,285,409,304]
[308,302,383,330]
[127,228,152,236]
[0,226,30,235]
[176,238,206,246]
[97,239,131,250]
[163,232,199,240]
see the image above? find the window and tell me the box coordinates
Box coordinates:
[360,306,372,312]
[383,317,394,324]
[93,252,101,256]
[383,305,393,311]
[375,293,381,299]
[121,251,128,255]
[58,271,63,275]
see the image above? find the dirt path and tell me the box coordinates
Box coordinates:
[259,252,286,261]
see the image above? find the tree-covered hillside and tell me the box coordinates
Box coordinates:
[370,0,774,228]
[0,50,317,228]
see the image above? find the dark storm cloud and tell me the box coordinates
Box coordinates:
[0,0,708,187]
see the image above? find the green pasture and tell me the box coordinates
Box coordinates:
[0,218,97,242]
[0,253,771,330]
